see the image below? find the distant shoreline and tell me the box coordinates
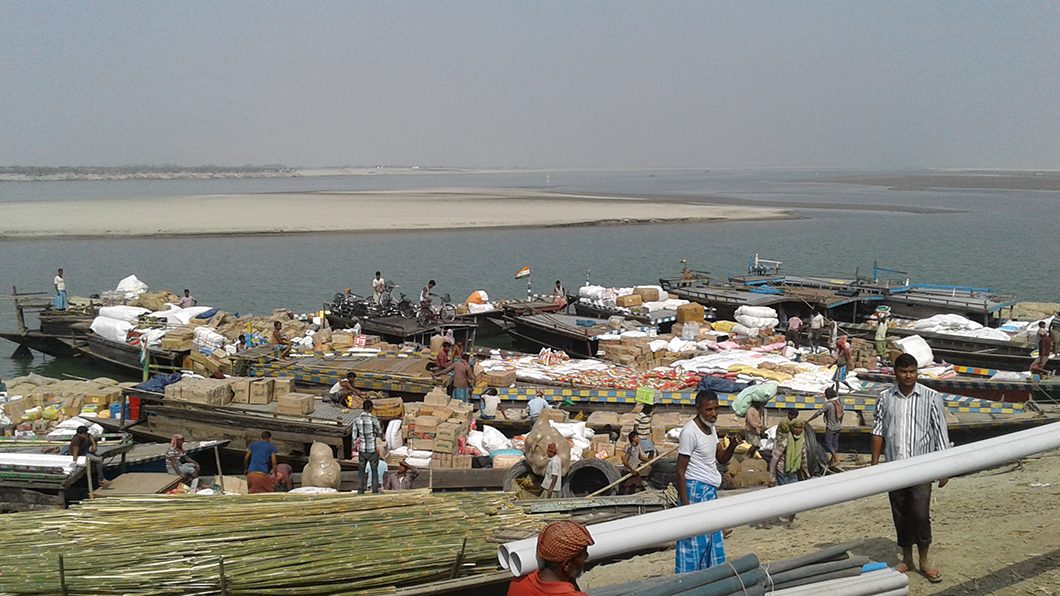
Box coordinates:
[0,188,798,240]
[813,173,1060,192]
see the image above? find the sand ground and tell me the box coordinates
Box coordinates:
[581,448,1060,595]
[0,188,792,238]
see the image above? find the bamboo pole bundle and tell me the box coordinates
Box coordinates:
[0,490,553,596]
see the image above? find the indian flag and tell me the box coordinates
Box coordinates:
[515,266,531,279]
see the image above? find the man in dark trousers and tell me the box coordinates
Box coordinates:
[69,426,110,487]
[352,399,384,494]
[871,353,951,583]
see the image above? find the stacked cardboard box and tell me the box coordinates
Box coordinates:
[482,369,517,387]
[277,392,315,415]
[250,379,274,404]
[170,378,234,406]
[616,294,642,307]
[676,303,705,323]
[161,326,195,351]
[848,338,878,369]
[400,397,476,468]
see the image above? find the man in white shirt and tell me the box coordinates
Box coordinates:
[372,272,386,305]
[481,388,500,420]
[541,443,563,498]
[871,353,950,583]
[809,310,825,350]
[53,268,66,310]
[526,395,551,423]
[674,390,740,573]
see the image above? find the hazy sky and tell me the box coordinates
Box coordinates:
[2,2,1057,169]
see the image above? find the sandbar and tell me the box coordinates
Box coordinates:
[0,188,794,239]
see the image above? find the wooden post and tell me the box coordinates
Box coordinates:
[119,392,128,431]
[214,445,225,494]
[219,556,228,596]
[58,554,68,596]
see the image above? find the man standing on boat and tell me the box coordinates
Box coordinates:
[420,280,438,314]
[871,353,950,583]
[372,271,386,305]
[675,390,740,572]
[435,353,476,403]
[785,314,802,348]
[352,399,384,494]
[53,268,66,310]
[245,431,279,493]
[809,310,825,350]
[553,280,567,308]
[1050,315,1060,357]
[875,312,890,363]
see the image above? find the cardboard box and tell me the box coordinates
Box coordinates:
[448,401,473,424]
[312,328,332,346]
[63,395,85,417]
[483,370,517,387]
[230,379,250,404]
[409,438,435,450]
[539,408,567,424]
[432,453,452,468]
[188,352,221,375]
[616,294,643,307]
[435,423,460,442]
[3,399,26,420]
[161,337,192,351]
[372,397,404,418]
[452,454,473,469]
[277,392,315,415]
[85,388,122,406]
[249,379,274,404]
[633,287,661,302]
[433,437,458,453]
[164,382,183,400]
[272,377,296,398]
[676,303,705,323]
[332,332,354,347]
[424,389,450,406]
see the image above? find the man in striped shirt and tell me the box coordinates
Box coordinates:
[870,353,950,583]
[352,399,384,494]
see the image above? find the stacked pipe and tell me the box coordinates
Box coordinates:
[501,421,1060,575]
[586,543,907,596]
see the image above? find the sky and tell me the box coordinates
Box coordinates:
[2,2,1058,170]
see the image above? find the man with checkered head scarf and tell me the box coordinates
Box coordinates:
[508,521,595,596]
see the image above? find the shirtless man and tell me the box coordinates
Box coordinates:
[272,321,292,359]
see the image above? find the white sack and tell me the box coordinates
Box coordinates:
[90,316,134,344]
[98,305,151,321]
[894,335,934,368]
[115,275,150,299]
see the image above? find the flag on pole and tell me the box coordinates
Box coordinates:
[515,266,531,279]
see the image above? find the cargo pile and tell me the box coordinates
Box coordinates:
[166,376,302,410]
[392,388,476,469]
[0,374,137,436]
[476,350,702,391]
[577,284,692,315]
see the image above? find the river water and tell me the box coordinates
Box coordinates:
[1,168,1057,381]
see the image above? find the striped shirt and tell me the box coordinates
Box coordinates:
[872,383,950,462]
[635,412,653,439]
[352,411,383,454]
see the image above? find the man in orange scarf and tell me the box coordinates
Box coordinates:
[509,522,595,596]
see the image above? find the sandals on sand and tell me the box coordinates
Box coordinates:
[923,569,943,583]
[894,563,911,573]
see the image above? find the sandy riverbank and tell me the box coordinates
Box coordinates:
[814,172,1060,192]
[580,446,1060,595]
[0,188,794,239]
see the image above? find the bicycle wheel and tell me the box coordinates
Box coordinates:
[440,304,457,323]
[399,303,415,319]
[417,312,432,327]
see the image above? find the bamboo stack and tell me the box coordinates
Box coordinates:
[0,490,551,596]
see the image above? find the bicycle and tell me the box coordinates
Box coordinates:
[417,293,457,327]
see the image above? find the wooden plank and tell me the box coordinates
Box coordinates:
[96,473,181,496]
[0,486,65,507]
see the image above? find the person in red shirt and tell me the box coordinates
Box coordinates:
[436,341,452,369]
[508,521,595,596]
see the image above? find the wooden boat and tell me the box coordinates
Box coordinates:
[501,312,613,358]
[0,294,95,358]
[325,312,479,346]
[572,300,684,334]
[855,369,1060,403]
[77,334,187,375]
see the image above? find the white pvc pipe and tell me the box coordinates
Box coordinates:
[768,568,907,595]
[503,421,1060,576]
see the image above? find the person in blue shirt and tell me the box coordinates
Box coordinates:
[245,431,278,493]
[526,395,552,424]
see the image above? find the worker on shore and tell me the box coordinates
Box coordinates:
[1033,322,1053,374]
[809,310,825,350]
[1050,315,1060,356]
[832,336,854,392]
[272,321,292,359]
[68,425,110,487]
[526,394,552,424]
[675,390,740,572]
[871,353,950,583]
[327,371,364,407]
[767,420,809,528]
[808,387,845,467]
[352,399,384,494]
[236,334,247,352]
[165,434,202,486]
[620,431,651,495]
[875,312,890,363]
[384,460,419,491]
[743,399,767,459]
[53,268,66,310]
[480,387,501,420]
[372,272,386,305]
[553,280,567,308]
[176,289,197,308]
[507,521,595,596]
[542,443,563,498]
[245,431,279,493]
[274,463,293,492]
[634,402,656,458]
[435,353,475,402]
